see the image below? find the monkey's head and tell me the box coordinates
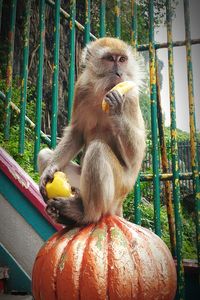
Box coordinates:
[81,37,142,95]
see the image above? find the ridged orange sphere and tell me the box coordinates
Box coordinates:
[32,216,177,300]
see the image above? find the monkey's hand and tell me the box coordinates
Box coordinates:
[46,188,84,226]
[104,90,124,115]
[39,164,58,202]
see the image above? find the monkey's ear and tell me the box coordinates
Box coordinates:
[80,44,92,69]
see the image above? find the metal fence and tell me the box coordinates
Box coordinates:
[142,140,200,199]
[0,1,200,299]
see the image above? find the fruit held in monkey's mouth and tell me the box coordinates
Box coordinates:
[102,81,135,113]
[46,171,72,199]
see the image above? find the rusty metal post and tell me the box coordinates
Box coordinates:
[156,54,176,257]
[183,0,200,266]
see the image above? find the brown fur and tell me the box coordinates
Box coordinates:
[38,37,146,225]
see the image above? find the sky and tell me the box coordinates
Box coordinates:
[155,0,200,132]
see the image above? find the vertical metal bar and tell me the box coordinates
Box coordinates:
[0,0,3,33]
[134,179,141,225]
[167,1,185,297]
[67,0,76,123]
[131,0,137,49]
[183,142,187,190]
[51,0,60,149]
[99,0,106,38]
[179,142,182,172]
[34,0,45,170]
[131,0,141,225]
[186,143,190,190]
[183,0,200,266]
[19,0,31,154]
[188,142,191,172]
[156,54,176,256]
[187,142,192,190]
[148,0,161,236]
[114,0,121,38]
[84,0,91,45]
[4,0,17,140]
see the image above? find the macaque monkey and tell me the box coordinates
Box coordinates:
[38,37,146,226]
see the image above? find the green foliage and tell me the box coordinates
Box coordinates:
[0,79,40,183]
[98,0,178,45]
[164,126,200,142]
[0,79,37,126]
[0,41,8,79]
[0,126,40,183]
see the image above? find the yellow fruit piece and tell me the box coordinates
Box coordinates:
[46,171,72,199]
[102,81,135,113]
[102,99,110,113]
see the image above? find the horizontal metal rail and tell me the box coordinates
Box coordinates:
[138,38,200,51]
[45,0,96,40]
[140,172,197,182]
[0,91,51,146]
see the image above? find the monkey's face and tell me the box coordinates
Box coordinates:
[99,53,129,91]
[81,38,141,96]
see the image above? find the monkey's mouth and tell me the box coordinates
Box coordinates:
[106,78,124,92]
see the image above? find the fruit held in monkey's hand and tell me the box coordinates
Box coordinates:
[102,81,135,113]
[46,171,72,199]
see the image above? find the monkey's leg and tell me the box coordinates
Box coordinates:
[46,194,83,226]
[38,148,80,189]
[46,141,116,225]
[38,148,53,175]
[81,141,116,223]
[64,162,80,189]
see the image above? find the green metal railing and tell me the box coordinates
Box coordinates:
[4,0,17,140]
[167,0,184,296]
[183,0,200,268]
[149,0,161,238]
[84,0,91,45]
[114,0,121,38]
[156,54,176,257]
[19,0,31,154]
[34,0,46,170]
[0,1,200,298]
[67,0,76,122]
[99,0,106,38]
[51,0,60,149]
[131,0,142,226]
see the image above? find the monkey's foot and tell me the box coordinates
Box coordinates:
[46,192,84,226]
[46,200,76,226]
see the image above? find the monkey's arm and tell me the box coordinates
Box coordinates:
[39,125,84,200]
[52,126,83,168]
[105,90,146,169]
[115,115,145,167]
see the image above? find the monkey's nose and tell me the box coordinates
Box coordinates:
[115,71,123,78]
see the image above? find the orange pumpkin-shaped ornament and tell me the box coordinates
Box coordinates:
[32,216,177,300]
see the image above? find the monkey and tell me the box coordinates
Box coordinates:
[38,37,146,226]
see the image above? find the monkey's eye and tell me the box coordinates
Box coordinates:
[119,56,127,63]
[105,55,115,62]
